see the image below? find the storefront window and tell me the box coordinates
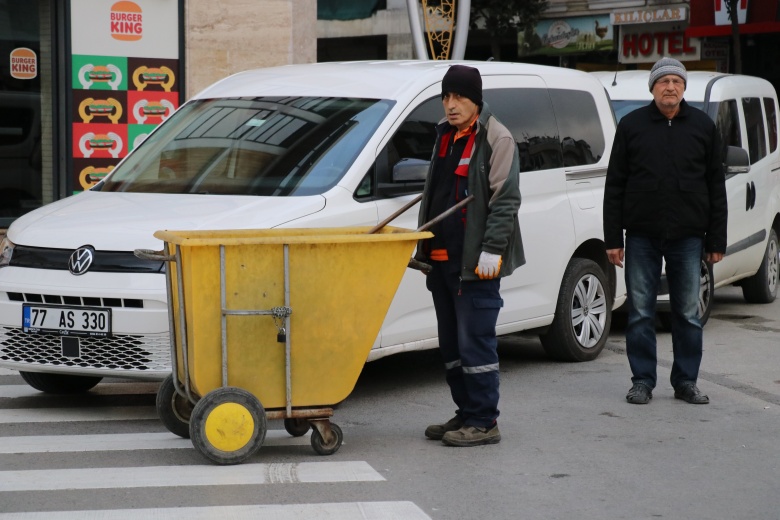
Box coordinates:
[0,1,52,227]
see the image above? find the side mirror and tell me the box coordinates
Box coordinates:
[725,145,750,174]
[377,158,428,197]
[392,158,429,182]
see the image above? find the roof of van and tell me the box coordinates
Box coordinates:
[590,70,777,103]
[194,60,601,101]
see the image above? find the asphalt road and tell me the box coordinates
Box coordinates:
[0,284,778,519]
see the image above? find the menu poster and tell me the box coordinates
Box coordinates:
[69,0,180,192]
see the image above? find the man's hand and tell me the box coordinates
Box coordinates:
[475,252,502,279]
[607,248,624,268]
[706,252,724,263]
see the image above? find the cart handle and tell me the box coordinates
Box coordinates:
[134,249,175,261]
[367,194,423,234]
[405,194,475,274]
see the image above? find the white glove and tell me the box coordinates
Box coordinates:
[475,252,502,280]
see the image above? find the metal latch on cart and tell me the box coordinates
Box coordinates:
[272,306,292,343]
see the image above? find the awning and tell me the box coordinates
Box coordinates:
[687,21,780,37]
[318,0,382,21]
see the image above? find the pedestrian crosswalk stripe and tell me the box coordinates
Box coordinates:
[0,501,432,520]
[0,383,159,399]
[0,461,385,492]
[0,406,158,423]
[0,430,311,453]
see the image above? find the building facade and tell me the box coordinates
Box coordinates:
[3,0,779,228]
[0,0,316,228]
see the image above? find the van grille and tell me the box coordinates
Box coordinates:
[7,292,144,308]
[9,245,164,273]
[0,327,170,372]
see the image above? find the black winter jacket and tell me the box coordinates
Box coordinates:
[603,99,727,253]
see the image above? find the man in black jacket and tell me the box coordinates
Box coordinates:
[603,57,727,405]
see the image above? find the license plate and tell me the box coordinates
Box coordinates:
[22,304,111,337]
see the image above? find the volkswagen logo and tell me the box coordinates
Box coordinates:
[68,246,95,276]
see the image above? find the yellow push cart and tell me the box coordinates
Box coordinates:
[138,226,430,465]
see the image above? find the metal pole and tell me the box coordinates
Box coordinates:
[451,0,470,60]
[283,244,292,417]
[406,0,428,60]
[175,244,195,404]
[220,245,228,388]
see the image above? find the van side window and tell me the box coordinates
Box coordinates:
[764,97,778,153]
[713,100,741,149]
[548,89,605,166]
[360,96,440,200]
[743,97,767,163]
[483,88,562,171]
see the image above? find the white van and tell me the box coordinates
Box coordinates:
[592,70,780,325]
[0,61,625,393]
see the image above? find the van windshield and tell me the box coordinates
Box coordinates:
[611,100,704,123]
[98,96,394,196]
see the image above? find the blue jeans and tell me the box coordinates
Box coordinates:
[426,262,502,428]
[625,236,704,389]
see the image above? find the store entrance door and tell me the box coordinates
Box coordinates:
[0,2,48,227]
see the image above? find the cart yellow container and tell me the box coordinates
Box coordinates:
[149,226,431,464]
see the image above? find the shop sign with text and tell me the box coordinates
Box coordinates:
[611,5,687,25]
[619,24,701,64]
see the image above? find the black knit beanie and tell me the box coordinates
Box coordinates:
[441,65,482,107]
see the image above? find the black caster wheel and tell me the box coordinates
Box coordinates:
[311,422,343,456]
[156,374,193,438]
[284,418,310,437]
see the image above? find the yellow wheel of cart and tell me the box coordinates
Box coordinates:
[189,387,267,465]
[156,374,193,439]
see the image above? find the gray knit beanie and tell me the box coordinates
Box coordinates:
[648,57,687,91]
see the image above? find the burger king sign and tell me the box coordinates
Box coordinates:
[110,1,143,41]
[10,48,37,80]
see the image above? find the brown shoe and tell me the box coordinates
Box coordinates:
[424,416,464,440]
[441,424,501,447]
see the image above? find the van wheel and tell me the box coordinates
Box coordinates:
[19,371,102,394]
[658,259,714,330]
[741,228,779,304]
[540,258,611,362]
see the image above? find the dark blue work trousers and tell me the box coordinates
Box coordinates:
[426,262,503,428]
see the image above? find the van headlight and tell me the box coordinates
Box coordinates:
[0,237,14,267]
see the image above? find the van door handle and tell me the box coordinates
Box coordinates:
[750,181,756,210]
[745,181,756,211]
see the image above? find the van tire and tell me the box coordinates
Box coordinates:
[19,371,102,394]
[741,228,779,304]
[541,258,611,362]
